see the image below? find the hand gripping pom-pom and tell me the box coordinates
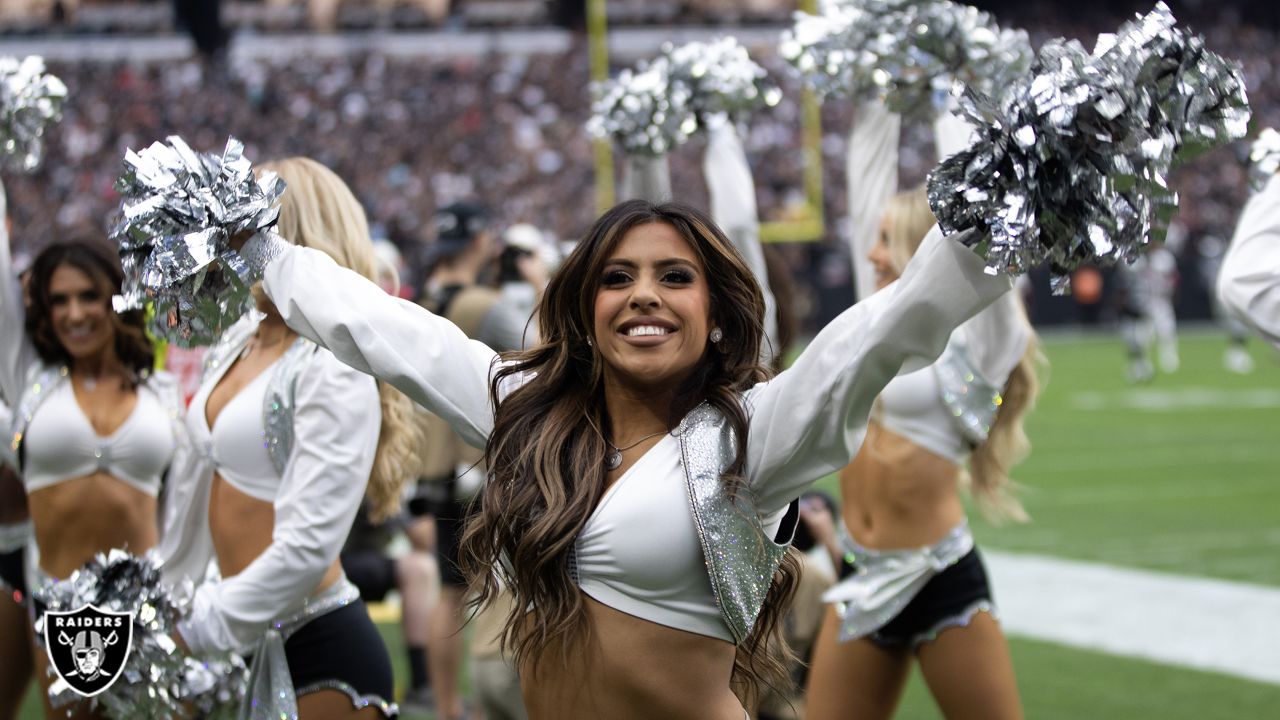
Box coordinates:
[588,37,779,156]
[1249,128,1280,191]
[924,2,1250,293]
[32,551,247,718]
[780,0,1032,117]
[111,136,287,347]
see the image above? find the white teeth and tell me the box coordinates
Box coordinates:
[625,325,671,337]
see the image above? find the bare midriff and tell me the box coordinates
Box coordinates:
[208,473,341,592]
[29,473,157,578]
[520,596,746,720]
[840,421,965,550]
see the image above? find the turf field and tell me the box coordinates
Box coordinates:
[16,331,1280,718]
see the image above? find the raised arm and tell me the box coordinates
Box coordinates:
[703,120,779,365]
[260,241,499,447]
[1218,173,1280,347]
[621,154,673,203]
[177,354,379,654]
[744,226,1012,514]
[846,100,901,302]
[0,181,40,402]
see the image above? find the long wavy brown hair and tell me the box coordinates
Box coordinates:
[459,200,801,705]
[25,239,154,382]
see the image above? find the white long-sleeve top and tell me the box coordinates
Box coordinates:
[264,224,1008,512]
[260,226,1007,639]
[703,120,780,365]
[1219,173,1280,348]
[159,324,381,655]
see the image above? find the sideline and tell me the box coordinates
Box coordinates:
[985,550,1280,686]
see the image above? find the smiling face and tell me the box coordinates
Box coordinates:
[592,222,713,391]
[47,263,116,364]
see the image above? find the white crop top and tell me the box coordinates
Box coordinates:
[876,366,966,463]
[874,289,1030,464]
[186,364,278,502]
[574,434,788,642]
[22,379,175,496]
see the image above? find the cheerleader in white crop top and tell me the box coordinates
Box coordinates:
[239,192,1013,719]
[157,158,418,720]
[805,187,1041,720]
[0,184,180,717]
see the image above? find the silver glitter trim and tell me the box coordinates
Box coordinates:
[932,343,1001,447]
[824,522,974,643]
[242,629,296,720]
[242,579,364,720]
[294,680,398,719]
[264,337,318,477]
[272,577,362,640]
[910,598,996,648]
[8,365,66,460]
[675,403,788,645]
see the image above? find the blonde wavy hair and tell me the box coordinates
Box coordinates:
[263,157,421,522]
[881,186,1043,523]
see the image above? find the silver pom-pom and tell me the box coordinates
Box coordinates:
[588,37,778,156]
[111,135,286,347]
[1250,128,1280,190]
[926,2,1250,293]
[780,0,1031,116]
[0,55,67,172]
[32,550,244,719]
[178,654,250,720]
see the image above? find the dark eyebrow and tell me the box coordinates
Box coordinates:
[604,258,699,270]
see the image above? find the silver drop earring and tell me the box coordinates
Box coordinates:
[709,327,723,344]
[586,336,594,347]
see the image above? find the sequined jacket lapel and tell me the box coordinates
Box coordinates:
[673,403,793,645]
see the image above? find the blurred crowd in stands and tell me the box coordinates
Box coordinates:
[0,1,1277,329]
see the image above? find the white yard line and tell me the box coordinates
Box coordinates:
[985,551,1280,686]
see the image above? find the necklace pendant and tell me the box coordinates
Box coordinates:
[605,448,622,471]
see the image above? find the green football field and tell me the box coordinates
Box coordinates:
[18,331,1280,718]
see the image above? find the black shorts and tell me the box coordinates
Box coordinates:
[285,600,397,717]
[0,546,25,602]
[869,548,994,649]
[341,550,398,603]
